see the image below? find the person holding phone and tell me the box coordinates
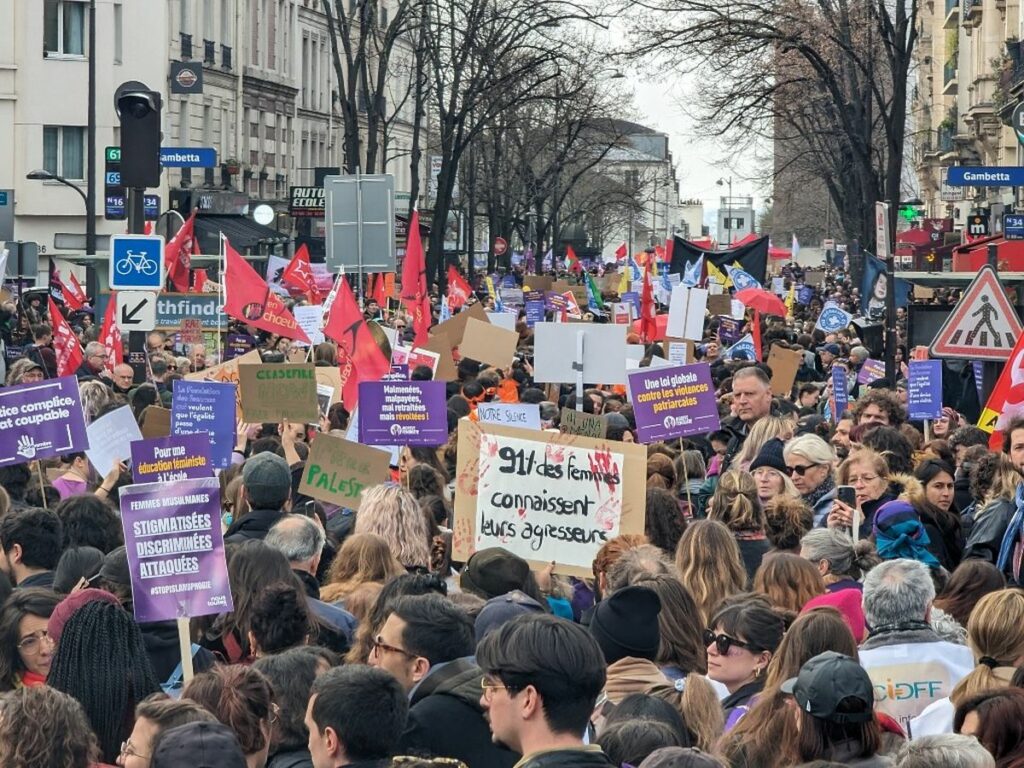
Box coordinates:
[828,449,895,540]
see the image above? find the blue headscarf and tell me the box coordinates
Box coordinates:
[872,500,940,568]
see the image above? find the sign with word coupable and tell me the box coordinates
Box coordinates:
[0,377,88,467]
[119,477,233,623]
[628,363,721,443]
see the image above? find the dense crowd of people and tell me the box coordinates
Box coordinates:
[1,255,1023,768]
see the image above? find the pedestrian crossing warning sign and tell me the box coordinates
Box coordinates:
[930,265,1023,361]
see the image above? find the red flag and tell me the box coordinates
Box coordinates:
[400,210,431,346]
[640,262,657,343]
[49,261,84,311]
[665,237,674,265]
[48,297,84,377]
[191,269,210,293]
[223,237,311,343]
[67,273,88,308]
[565,245,582,275]
[98,292,124,369]
[447,265,472,309]
[281,244,322,304]
[383,273,395,299]
[323,276,391,411]
[980,330,1024,449]
[166,210,197,293]
[614,242,627,261]
[751,309,762,362]
[373,273,387,307]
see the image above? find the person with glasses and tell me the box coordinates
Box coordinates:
[117,695,217,768]
[828,448,895,540]
[703,595,785,731]
[0,588,60,691]
[477,613,616,768]
[75,341,108,380]
[783,434,838,528]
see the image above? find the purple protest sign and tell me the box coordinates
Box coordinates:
[907,360,944,420]
[717,317,742,346]
[628,363,721,443]
[545,291,568,312]
[224,334,257,360]
[120,477,233,623]
[130,433,214,483]
[358,381,448,446]
[856,358,886,386]
[832,366,849,422]
[171,380,236,469]
[0,376,88,468]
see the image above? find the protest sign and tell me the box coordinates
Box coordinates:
[533,323,628,385]
[180,318,204,346]
[239,363,318,423]
[498,288,524,307]
[525,299,545,327]
[292,305,326,346]
[717,317,742,347]
[666,286,707,341]
[486,311,518,331]
[86,405,143,477]
[907,360,944,420]
[477,403,541,431]
[666,343,689,365]
[418,332,458,381]
[315,383,334,422]
[460,317,519,368]
[766,344,804,397]
[628,363,721,443]
[223,334,258,360]
[298,433,392,509]
[314,366,343,408]
[560,407,607,439]
[832,366,850,421]
[545,291,568,313]
[131,434,213,483]
[431,301,487,347]
[140,406,172,439]
[805,269,826,287]
[391,345,440,376]
[857,358,886,386]
[453,420,646,576]
[171,380,237,469]
[523,275,553,292]
[185,349,261,418]
[0,376,88,468]
[707,294,733,316]
[119,477,233,623]
[358,381,448,446]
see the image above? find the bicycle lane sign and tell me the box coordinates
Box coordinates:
[110,234,165,290]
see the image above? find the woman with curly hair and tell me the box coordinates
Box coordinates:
[354,484,433,571]
[0,686,100,768]
[964,452,1022,566]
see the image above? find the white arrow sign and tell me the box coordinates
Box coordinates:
[115,291,158,332]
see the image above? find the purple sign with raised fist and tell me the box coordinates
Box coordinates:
[0,376,88,468]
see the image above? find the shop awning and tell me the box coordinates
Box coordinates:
[194,215,290,251]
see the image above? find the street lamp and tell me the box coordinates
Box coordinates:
[26,169,88,207]
[717,176,733,246]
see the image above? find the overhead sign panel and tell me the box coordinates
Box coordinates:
[930,265,1023,360]
[945,167,1024,186]
[110,234,164,290]
[324,174,395,273]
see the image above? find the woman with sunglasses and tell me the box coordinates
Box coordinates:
[704,595,785,731]
[827,448,895,540]
[0,588,61,691]
[783,434,838,527]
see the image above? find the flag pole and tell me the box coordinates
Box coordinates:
[218,234,226,365]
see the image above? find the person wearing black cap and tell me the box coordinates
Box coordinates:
[226,452,293,544]
[149,720,248,768]
[749,438,798,507]
[781,651,892,767]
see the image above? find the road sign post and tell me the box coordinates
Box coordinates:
[110,234,165,291]
[116,291,158,332]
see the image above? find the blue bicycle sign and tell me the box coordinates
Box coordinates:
[110,234,165,290]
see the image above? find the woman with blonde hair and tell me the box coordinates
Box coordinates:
[320,533,405,604]
[717,607,859,767]
[709,470,770,581]
[354,484,433,571]
[674,520,747,622]
[752,553,826,614]
[912,588,1024,736]
[730,416,794,472]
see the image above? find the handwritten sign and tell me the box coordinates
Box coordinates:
[453,421,646,576]
[477,403,541,431]
[560,407,608,439]
[86,405,143,477]
[298,433,392,509]
[130,433,213,483]
[628,363,721,443]
[238,363,318,423]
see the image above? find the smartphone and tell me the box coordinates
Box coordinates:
[837,485,856,508]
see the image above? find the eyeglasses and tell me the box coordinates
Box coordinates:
[785,462,821,477]
[481,676,518,702]
[17,629,54,654]
[371,635,416,659]
[120,740,148,759]
[847,474,879,486]
[704,629,757,656]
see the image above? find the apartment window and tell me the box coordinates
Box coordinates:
[180,0,190,34]
[220,0,232,46]
[44,0,86,57]
[43,126,86,180]
[113,4,123,63]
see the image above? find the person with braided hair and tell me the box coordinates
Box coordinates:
[46,598,161,765]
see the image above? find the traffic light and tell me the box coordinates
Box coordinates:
[115,81,162,189]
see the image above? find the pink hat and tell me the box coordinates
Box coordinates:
[802,589,866,643]
[47,588,121,644]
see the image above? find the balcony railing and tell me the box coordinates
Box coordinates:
[180,33,192,59]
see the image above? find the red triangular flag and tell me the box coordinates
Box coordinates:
[614,242,627,261]
[49,261,84,311]
[166,210,197,293]
[67,273,88,308]
[48,297,84,377]
[281,244,322,304]
[323,275,391,411]
[447,265,472,309]
[400,210,431,346]
[223,237,311,343]
[640,262,657,343]
[373,272,387,307]
[98,292,124,369]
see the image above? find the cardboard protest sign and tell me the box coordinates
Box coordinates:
[804,269,826,287]
[460,317,519,368]
[523,275,553,292]
[857,358,886,386]
[298,433,392,509]
[533,323,628,385]
[560,407,607,439]
[314,366,343,407]
[453,419,646,577]
[185,349,261,417]
[431,301,488,347]
[358,381,448,446]
[86,405,143,477]
[238,363,318,423]
[180,318,204,346]
[120,477,233,623]
[486,311,518,331]
[418,332,459,381]
[907,360,943,420]
[703,294,730,317]
[628,363,721,442]
[171,380,237,469]
[140,406,172,439]
[667,286,707,341]
[477,403,541,431]
[766,344,804,397]
[131,434,213,483]
[0,376,89,468]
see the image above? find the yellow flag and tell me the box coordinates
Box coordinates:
[785,283,795,316]
[485,276,497,299]
[707,262,731,288]
[618,268,629,294]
